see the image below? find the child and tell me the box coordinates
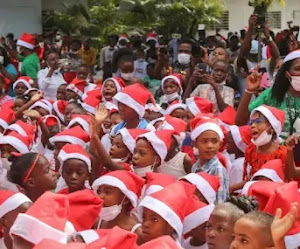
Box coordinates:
[56,83,67,101]
[63,101,86,126]
[251,159,284,182]
[143,63,161,100]
[160,73,183,105]
[66,78,86,102]
[12,76,34,97]
[117,53,136,85]
[0,74,13,105]
[0,191,32,249]
[13,96,28,112]
[58,144,91,194]
[133,48,148,80]
[92,170,145,233]
[52,100,68,124]
[231,211,274,249]
[182,196,215,249]
[67,114,91,134]
[164,101,187,121]
[8,153,57,201]
[28,99,53,116]
[0,108,14,134]
[190,117,229,203]
[101,77,125,102]
[76,64,96,92]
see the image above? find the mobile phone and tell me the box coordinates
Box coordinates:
[294,141,300,163]
[195,63,208,74]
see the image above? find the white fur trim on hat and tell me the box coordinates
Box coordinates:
[182,174,216,204]
[241,181,257,195]
[285,232,300,249]
[113,92,145,117]
[118,129,135,153]
[183,204,215,235]
[230,125,247,153]
[251,169,283,182]
[144,185,163,198]
[6,124,27,136]
[139,195,183,237]
[29,101,52,114]
[49,135,87,148]
[283,50,300,63]
[165,103,186,115]
[66,84,84,97]
[0,193,32,219]
[0,135,29,153]
[191,122,224,141]
[92,175,138,208]
[162,76,183,94]
[13,79,32,90]
[78,230,99,244]
[58,150,91,172]
[10,213,68,245]
[53,103,65,123]
[186,98,199,116]
[0,119,9,130]
[103,78,121,93]
[82,103,96,115]
[67,118,89,134]
[251,106,281,139]
[17,40,34,50]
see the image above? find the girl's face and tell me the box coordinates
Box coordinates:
[250,112,273,140]
[1,144,17,158]
[206,208,235,249]
[288,58,300,77]
[109,134,130,159]
[186,222,207,245]
[57,85,66,100]
[14,99,26,112]
[212,62,229,84]
[212,48,228,63]
[170,108,186,121]
[103,81,117,101]
[118,102,138,122]
[226,133,240,155]
[119,61,134,74]
[132,139,159,168]
[14,83,27,96]
[142,208,174,243]
[66,89,79,101]
[185,110,195,131]
[163,80,179,95]
[110,113,122,126]
[64,104,76,125]
[62,159,89,193]
[96,184,125,207]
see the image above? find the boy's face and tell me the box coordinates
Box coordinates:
[212,62,228,84]
[76,67,89,80]
[103,80,117,101]
[187,222,207,245]
[163,80,179,95]
[57,85,66,100]
[196,131,222,163]
[14,83,27,96]
[194,188,209,204]
[14,99,26,112]
[206,208,234,249]
[118,102,138,122]
[212,48,228,64]
[132,139,159,168]
[97,184,125,207]
[109,134,130,159]
[66,89,79,102]
[226,132,240,155]
[170,108,186,121]
[230,218,270,249]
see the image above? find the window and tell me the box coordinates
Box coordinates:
[294,10,300,26]
[207,11,229,31]
[266,11,281,29]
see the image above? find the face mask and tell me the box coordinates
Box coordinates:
[69,50,78,55]
[1,158,11,170]
[121,72,134,81]
[133,157,158,177]
[111,154,130,164]
[101,124,111,134]
[290,76,300,92]
[251,128,273,147]
[177,53,190,65]
[165,92,180,102]
[137,58,144,62]
[0,56,4,65]
[99,197,125,221]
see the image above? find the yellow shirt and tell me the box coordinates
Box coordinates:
[79,47,97,66]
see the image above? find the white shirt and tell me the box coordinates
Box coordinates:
[85,82,97,93]
[133,60,148,79]
[229,155,245,186]
[100,46,117,68]
[38,68,66,100]
[181,238,209,249]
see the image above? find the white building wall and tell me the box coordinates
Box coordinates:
[0,0,42,38]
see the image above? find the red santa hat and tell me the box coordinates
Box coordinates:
[283,49,300,63]
[67,189,103,232]
[92,170,145,208]
[181,172,220,204]
[29,99,53,114]
[138,130,178,162]
[217,106,236,130]
[0,131,31,153]
[251,159,284,182]
[77,229,110,244]
[138,181,196,239]
[67,114,91,134]
[33,239,86,249]
[118,34,129,42]
[13,76,34,90]
[58,144,91,172]
[82,88,101,102]
[164,100,187,115]
[10,192,74,245]
[53,100,68,123]
[43,115,62,131]
[0,191,32,219]
[146,32,158,43]
[191,118,224,141]
[66,78,86,97]
[101,77,126,95]
[4,120,35,137]
[82,95,101,115]
[161,74,183,95]
[17,33,35,50]
[117,128,149,154]
[50,126,90,148]
[229,125,252,153]
[251,105,285,140]
[139,236,179,249]
[183,196,215,236]
[113,83,155,118]
[0,109,14,130]
[263,181,300,249]
[143,172,177,197]
[186,96,214,116]
[105,101,118,112]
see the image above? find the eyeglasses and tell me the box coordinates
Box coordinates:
[249,117,267,125]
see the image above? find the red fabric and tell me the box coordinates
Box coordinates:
[63,72,76,84]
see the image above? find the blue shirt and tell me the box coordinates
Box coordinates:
[6,64,18,97]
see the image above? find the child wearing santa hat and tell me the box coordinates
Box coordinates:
[164,100,187,121]
[63,101,86,126]
[160,73,183,105]
[13,76,34,97]
[13,96,28,112]
[101,77,126,102]
[56,83,67,101]
[66,78,86,102]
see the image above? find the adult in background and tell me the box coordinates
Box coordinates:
[100,35,118,80]
[79,38,97,74]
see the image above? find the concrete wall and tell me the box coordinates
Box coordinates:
[0,0,42,38]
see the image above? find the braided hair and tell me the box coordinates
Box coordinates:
[227,195,258,214]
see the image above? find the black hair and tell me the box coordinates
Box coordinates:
[45,50,59,59]
[0,74,4,85]
[179,38,195,46]
[227,195,258,214]
[67,101,83,109]
[15,95,29,104]
[70,39,81,47]
[212,59,230,71]
[147,63,155,69]
[111,48,133,73]
[215,202,245,224]
[0,46,10,67]
[8,153,38,187]
[271,60,293,104]
[6,33,14,40]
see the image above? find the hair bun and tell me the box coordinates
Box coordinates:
[227,195,258,213]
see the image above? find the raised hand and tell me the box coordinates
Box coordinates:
[95,105,108,125]
[285,135,299,151]
[23,110,42,121]
[246,70,262,92]
[30,92,43,102]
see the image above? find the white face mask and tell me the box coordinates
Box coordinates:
[251,128,273,147]
[177,53,191,65]
[1,157,11,170]
[121,72,134,81]
[0,56,4,65]
[101,124,111,134]
[111,154,130,164]
[99,197,125,221]
[133,157,158,177]
[290,76,300,92]
[165,92,180,102]
[69,50,78,55]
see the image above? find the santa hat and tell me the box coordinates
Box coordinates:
[143,172,176,198]
[146,32,158,43]
[101,77,126,95]
[138,181,196,239]
[66,78,86,97]
[183,196,215,236]
[118,34,129,42]
[24,88,40,96]
[49,126,90,148]
[138,130,178,162]
[0,191,32,219]
[145,103,164,114]
[0,131,31,153]
[33,239,86,249]
[29,99,53,114]
[149,117,165,127]
[113,83,155,118]
[218,106,236,130]
[58,144,91,172]
[105,101,118,112]
[82,88,101,102]
[53,100,68,123]
[82,95,101,115]
[13,76,34,90]
[181,172,220,204]
[229,125,252,153]
[17,33,35,50]
[251,159,284,182]
[186,97,214,116]
[67,189,102,232]
[251,105,285,140]
[92,170,145,208]
[67,114,91,134]
[0,108,14,130]
[77,229,110,244]
[164,100,186,115]
[139,236,179,249]
[43,115,62,131]
[263,181,300,249]
[4,120,35,137]
[191,118,224,141]
[283,49,300,63]
[117,128,149,154]
[161,74,183,95]
[10,192,73,245]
